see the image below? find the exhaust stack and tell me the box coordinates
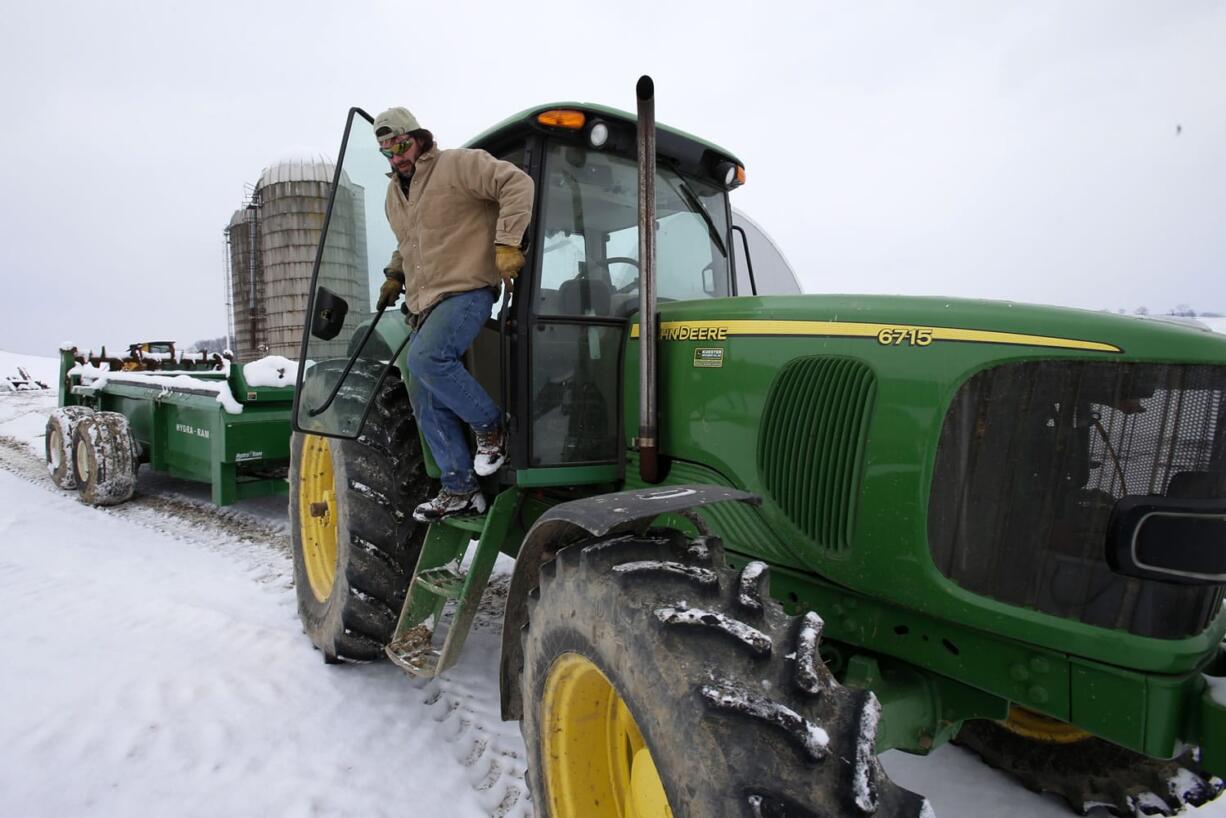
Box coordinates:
[635,75,661,483]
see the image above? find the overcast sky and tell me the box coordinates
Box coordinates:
[1,0,1223,356]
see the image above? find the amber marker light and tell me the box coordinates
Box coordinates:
[536,110,586,129]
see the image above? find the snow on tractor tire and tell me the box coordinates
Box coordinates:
[519,528,934,818]
[956,716,1224,816]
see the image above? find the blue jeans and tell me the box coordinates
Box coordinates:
[406,289,501,493]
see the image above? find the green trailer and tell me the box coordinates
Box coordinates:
[46,346,295,506]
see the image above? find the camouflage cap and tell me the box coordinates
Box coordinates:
[373,107,421,140]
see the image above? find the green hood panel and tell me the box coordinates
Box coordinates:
[645,294,1226,363]
[623,292,1226,674]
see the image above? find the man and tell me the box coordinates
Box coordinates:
[373,106,534,522]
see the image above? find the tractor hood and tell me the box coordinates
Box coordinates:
[627,290,1226,675]
[647,294,1226,364]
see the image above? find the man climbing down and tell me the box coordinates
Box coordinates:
[373,106,534,523]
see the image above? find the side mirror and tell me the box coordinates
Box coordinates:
[311,287,349,341]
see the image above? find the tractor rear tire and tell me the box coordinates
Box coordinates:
[519,528,932,818]
[46,406,94,489]
[956,715,1224,816]
[70,411,137,506]
[290,370,434,663]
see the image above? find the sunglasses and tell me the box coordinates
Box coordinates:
[379,136,416,158]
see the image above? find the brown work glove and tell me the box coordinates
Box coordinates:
[377,270,404,310]
[495,245,525,284]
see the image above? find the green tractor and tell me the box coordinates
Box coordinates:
[289,78,1226,817]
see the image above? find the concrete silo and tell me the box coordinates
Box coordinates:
[225,149,370,363]
[225,201,262,358]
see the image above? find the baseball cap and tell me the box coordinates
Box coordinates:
[373,107,421,139]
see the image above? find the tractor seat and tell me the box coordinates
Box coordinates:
[558,275,613,317]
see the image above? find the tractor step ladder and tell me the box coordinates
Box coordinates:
[385,489,519,678]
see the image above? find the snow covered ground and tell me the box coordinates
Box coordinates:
[1,347,1224,818]
[1198,317,1226,336]
[0,352,530,818]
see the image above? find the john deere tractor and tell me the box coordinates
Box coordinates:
[290,78,1226,817]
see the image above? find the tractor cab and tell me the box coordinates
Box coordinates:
[293,103,745,484]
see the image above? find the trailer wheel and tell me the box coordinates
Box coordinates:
[520,529,932,818]
[290,370,433,663]
[46,406,94,489]
[70,411,137,506]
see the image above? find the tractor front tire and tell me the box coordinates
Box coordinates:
[70,411,136,506]
[46,406,94,489]
[956,714,1224,816]
[289,371,434,663]
[520,528,932,818]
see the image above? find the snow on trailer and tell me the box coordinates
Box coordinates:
[49,345,298,506]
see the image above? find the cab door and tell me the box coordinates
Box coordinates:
[515,137,735,484]
[514,139,631,484]
[293,108,406,439]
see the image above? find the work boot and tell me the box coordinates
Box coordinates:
[412,488,487,523]
[473,426,506,477]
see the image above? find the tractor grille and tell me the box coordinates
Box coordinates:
[928,361,1226,639]
[759,357,876,552]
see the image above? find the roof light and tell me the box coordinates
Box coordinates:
[715,160,746,189]
[537,110,586,130]
[588,120,609,148]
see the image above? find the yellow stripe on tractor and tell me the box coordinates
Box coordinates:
[631,319,1122,353]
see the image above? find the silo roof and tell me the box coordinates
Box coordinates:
[257,147,335,187]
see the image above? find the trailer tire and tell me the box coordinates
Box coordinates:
[290,370,434,663]
[46,406,94,489]
[70,411,137,506]
[520,529,932,818]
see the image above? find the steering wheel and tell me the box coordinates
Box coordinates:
[589,256,641,294]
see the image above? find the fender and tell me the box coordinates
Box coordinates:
[499,483,760,720]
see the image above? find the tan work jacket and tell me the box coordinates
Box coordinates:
[384,145,534,315]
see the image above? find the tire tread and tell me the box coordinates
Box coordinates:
[520,528,931,818]
[290,369,433,662]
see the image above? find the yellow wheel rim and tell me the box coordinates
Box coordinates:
[542,653,673,818]
[1000,705,1093,744]
[298,434,339,603]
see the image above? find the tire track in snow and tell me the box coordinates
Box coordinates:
[1,431,534,818]
[0,432,291,586]
[404,574,533,818]
[0,434,53,480]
